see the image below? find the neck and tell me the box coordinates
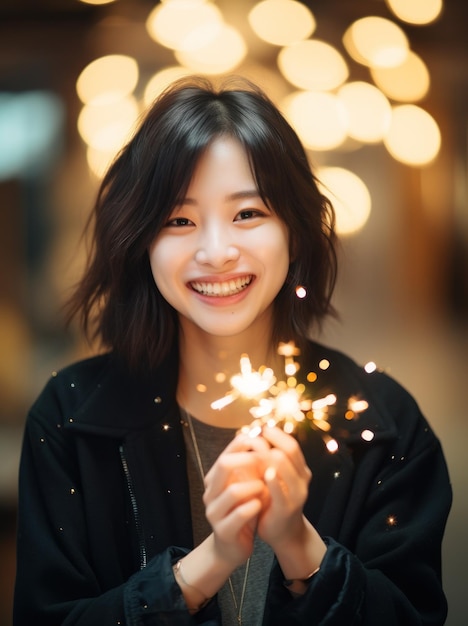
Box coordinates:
[176,326,282,428]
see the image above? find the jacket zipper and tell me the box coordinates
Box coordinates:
[119,444,147,570]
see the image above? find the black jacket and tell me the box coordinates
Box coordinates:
[14,341,452,625]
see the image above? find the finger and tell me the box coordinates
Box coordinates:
[203,433,270,489]
[263,449,310,505]
[269,447,311,485]
[261,426,311,479]
[205,479,266,524]
[204,451,265,500]
[219,497,262,531]
[214,497,263,551]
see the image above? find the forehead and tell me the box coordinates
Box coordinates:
[186,137,257,196]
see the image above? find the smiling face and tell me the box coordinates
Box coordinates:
[148,136,290,343]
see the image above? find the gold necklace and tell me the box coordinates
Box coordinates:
[183,409,251,626]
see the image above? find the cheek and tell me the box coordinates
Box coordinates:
[148,241,172,293]
[270,229,291,274]
[257,221,289,254]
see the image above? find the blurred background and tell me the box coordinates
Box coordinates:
[0,0,466,624]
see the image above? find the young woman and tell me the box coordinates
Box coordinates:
[14,78,451,625]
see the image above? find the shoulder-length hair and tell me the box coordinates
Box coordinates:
[67,76,338,371]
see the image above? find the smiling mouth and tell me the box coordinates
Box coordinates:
[190,275,253,297]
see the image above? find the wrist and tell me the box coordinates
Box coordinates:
[174,534,237,611]
[274,517,326,582]
[283,566,320,596]
[173,559,212,614]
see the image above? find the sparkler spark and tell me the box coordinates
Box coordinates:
[210,343,369,452]
[210,354,276,410]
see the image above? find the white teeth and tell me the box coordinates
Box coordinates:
[191,276,252,297]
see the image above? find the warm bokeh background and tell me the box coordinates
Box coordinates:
[0,1,467,624]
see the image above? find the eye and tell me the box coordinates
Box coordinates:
[235,209,263,221]
[166,216,193,227]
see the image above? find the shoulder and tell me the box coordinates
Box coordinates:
[303,340,438,451]
[27,353,116,426]
[53,353,113,389]
[33,352,114,405]
[304,339,414,403]
[27,351,178,436]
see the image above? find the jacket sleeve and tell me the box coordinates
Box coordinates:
[264,387,452,625]
[13,389,220,626]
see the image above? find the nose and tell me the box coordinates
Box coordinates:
[194,222,240,268]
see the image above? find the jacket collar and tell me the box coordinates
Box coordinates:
[65,342,398,446]
[65,350,180,438]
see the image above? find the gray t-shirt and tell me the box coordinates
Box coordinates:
[181,412,274,625]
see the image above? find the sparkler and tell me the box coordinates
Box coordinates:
[210,354,276,411]
[210,341,369,452]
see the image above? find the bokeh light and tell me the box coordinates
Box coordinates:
[74,0,442,184]
[76,55,139,105]
[248,0,316,46]
[146,0,223,52]
[343,16,409,68]
[385,0,443,25]
[282,91,348,150]
[77,95,139,152]
[0,91,64,180]
[175,24,247,74]
[78,0,116,4]
[371,50,430,102]
[143,66,191,107]
[338,81,392,143]
[278,39,348,91]
[383,104,441,166]
[317,167,372,235]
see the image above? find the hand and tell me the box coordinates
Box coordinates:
[256,426,326,579]
[256,426,312,549]
[203,433,270,568]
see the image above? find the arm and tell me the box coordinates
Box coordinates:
[172,433,270,613]
[13,389,212,626]
[259,417,451,625]
[14,404,127,625]
[256,426,327,585]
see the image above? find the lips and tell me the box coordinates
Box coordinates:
[190,275,253,297]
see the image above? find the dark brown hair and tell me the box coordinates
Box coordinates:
[67,77,338,371]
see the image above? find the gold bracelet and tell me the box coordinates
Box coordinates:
[173,559,212,614]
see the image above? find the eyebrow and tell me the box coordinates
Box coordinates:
[179,190,261,205]
[226,190,261,201]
